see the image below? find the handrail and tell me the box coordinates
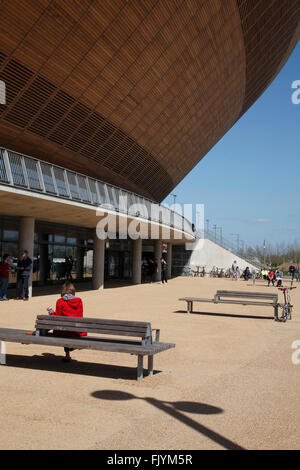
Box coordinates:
[0,146,194,236]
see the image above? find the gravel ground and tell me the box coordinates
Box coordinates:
[0,276,299,450]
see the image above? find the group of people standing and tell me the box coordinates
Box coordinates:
[141,256,168,284]
[231,261,255,281]
[0,250,33,300]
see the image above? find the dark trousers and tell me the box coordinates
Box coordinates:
[161,270,168,283]
[17,276,29,299]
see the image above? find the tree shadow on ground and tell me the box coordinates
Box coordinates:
[174,310,273,320]
[4,353,161,381]
[91,390,244,450]
[6,279,133,298]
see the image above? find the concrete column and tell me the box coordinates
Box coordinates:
[19,216,35,298]
[132,238,142,285]
[92,232,105,290]
[76,240,85,280]
[167,243,172,279]
[154,239,162,282]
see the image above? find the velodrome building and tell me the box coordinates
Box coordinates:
[0,0,299,294]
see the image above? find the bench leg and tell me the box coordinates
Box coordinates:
[274,306,279,321]
[148,355,154,376]
[137,355,144,382]
[0,341,6,365]
[187,301,193,313]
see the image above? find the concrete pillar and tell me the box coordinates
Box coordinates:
[167,243,172,279]
[132,238,142,285]
[19,216,35,298]
[92,232,105,290]
[154,239,162,282]
[76,240,85,280]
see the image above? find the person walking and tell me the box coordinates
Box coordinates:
[65,256,73,281]
[16,250,33,300]
[289,264,296,281]
[160,257,168,284]
[232,260,237,280]
[0,253,11,300]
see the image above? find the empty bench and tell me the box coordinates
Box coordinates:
[0,316,175,381]
[179,290,279,320]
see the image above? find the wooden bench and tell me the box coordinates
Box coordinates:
[0,316,175,381]
[179,290,279,320]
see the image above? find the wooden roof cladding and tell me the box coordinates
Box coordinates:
[0,0,299,202]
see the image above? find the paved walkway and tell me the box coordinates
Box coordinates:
[0,277,299,449]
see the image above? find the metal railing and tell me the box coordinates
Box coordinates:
[0,146,194,236]
[195,229,263,269]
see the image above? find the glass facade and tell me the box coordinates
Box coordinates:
[0,216,134,288]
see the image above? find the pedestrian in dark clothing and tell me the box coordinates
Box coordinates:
[289,265,296,281]
[17,251,32,300]
[160,257,168,284]
[141,258,148,283]
[65,256,73,281]
[148,259,157,283]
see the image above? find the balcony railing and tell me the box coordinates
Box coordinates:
[0,147,194,236]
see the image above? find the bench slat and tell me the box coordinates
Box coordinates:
[35,325,149,338]
[180,297,276,307]
[36,315,149,328]
[35,316,151,338]
[0,329,175,355]
[216,290,277,300]
[35,319,149,336]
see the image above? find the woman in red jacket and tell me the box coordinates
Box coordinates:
[47,282,86,362]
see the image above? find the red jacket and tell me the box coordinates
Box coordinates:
[51,295,87,337]
[0,261,9,278]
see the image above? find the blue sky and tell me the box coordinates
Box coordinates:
[163,41,300,248]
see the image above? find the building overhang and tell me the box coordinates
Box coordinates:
[0,184,194,244]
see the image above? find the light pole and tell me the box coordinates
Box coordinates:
[213,224,217,242]
[217,227,223,244]
[206,219,209,235]
[231,233,240,252]
[171,194,177,207]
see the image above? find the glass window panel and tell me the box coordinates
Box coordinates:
[118,190,128,213]
[88,178,99,204]
[8,152,26,186]
[67,171,80,199]
[54,235,65,243]
[66,237,77,245]
[24,158,41,190]
[3,229,18,240]
[106,185,116,207]
[53,168,68,197]
[96,182,107,204]
[41,163,56,194]
[77,175,90,202]
[0,150,8,182]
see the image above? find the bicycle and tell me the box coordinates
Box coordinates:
[277,286,296,322]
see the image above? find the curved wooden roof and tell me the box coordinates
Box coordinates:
[0,0,299,201]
